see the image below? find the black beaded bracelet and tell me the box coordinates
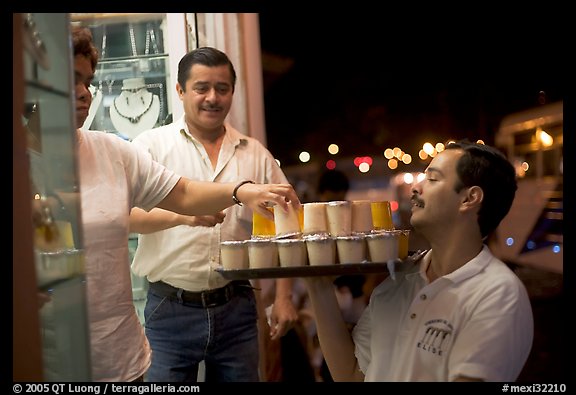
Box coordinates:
[232,180,255,206]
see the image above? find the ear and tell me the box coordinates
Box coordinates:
[460,186,483,213]
[176,83,184,98]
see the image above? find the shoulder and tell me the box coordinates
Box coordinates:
[81,129,132,149]
[135,122,179,141]
[225,124,265,147]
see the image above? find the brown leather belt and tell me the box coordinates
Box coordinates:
[149,280,252,308]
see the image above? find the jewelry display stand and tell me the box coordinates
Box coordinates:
[81,85,103,130]
[109,77,160,139]
[73,16,171,140]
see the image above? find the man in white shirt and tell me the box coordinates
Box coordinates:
[129,47,298,382]
[305,141,533,381]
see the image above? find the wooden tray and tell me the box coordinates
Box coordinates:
[215,250,427,280]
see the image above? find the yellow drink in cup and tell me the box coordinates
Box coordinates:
[252,207,276,238]
[398,229,410,259]
[371,201,394,231]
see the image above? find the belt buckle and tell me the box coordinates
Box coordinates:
[200,288,221,308]
[200,284,233,308]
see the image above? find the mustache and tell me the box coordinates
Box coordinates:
[202,104,222,111]
[411,194,424,207]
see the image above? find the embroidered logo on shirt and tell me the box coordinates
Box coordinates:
[417,320,453,356]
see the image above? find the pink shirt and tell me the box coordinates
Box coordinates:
[78,130,179,381]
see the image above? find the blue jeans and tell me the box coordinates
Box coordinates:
[144,285,260,382]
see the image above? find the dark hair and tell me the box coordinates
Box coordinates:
[318,169,349,194]
[445,140,517,238]
[71,25,98,72]
[177,47,236,92]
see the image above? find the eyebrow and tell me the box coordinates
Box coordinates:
[75,70,94,83]
[425,166,444,177]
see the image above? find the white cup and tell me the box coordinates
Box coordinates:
[274,204,301,238]
[325,200,352,237]
[365,230,400,263]
[302,202,329,235]
[220,240,248,270]
[336,235,366,264]
[246,239,278,269]
[351,200,373,234]
[275,238,308,267]
[305,235,336,266]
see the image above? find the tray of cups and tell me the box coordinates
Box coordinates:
[214,249,427,280]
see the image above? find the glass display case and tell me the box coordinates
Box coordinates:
[71,14,174,140]
[21,13,91,381]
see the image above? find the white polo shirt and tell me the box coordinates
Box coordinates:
[353,245,533,381]
[131,115,288,291]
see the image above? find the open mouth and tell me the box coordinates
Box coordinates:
[411,198,424,208]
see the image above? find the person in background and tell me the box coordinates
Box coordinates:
[317,169,349,202]
[129,47,299,382]
[65,26,300,382]
[305,140,533,381]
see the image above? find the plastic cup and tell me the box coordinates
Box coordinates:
[398,229,410,259]
[274,204,301,238]
[252,207,275,239]
[305,235,336,266]
[351,200,373,234]
[336,235,366,264]
[246,238,278,269]
[365,230,400,263]
[371,201,394,231]
[325,200,352,237]
[275,238,308,267]
[220,240,248,270]
[302,202,329,235]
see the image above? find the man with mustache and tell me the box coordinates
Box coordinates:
[129,47,298,382]
[305,140,533,381]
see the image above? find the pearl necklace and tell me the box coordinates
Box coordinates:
[113,89,154,124]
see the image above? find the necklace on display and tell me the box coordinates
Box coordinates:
[113,89,154,124]
[145,22,160,55]
[129,23,138,57]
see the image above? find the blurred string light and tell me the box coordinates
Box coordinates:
[353,156,373,173]
[299,151,310,163]
[296,138,487,171]
[358,162,370,173]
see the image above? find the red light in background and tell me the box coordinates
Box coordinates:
[353,156,373,167]
[390,200,399,212]
[326,160,336,170]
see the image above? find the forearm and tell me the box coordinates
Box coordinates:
[129,207,183,234]
[157,178,300,220]
[305,277,364,382]
[157,178,236,216]
[274,278,293,302]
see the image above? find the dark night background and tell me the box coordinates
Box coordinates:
[257,11,564,168]
[259,10,568,382]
